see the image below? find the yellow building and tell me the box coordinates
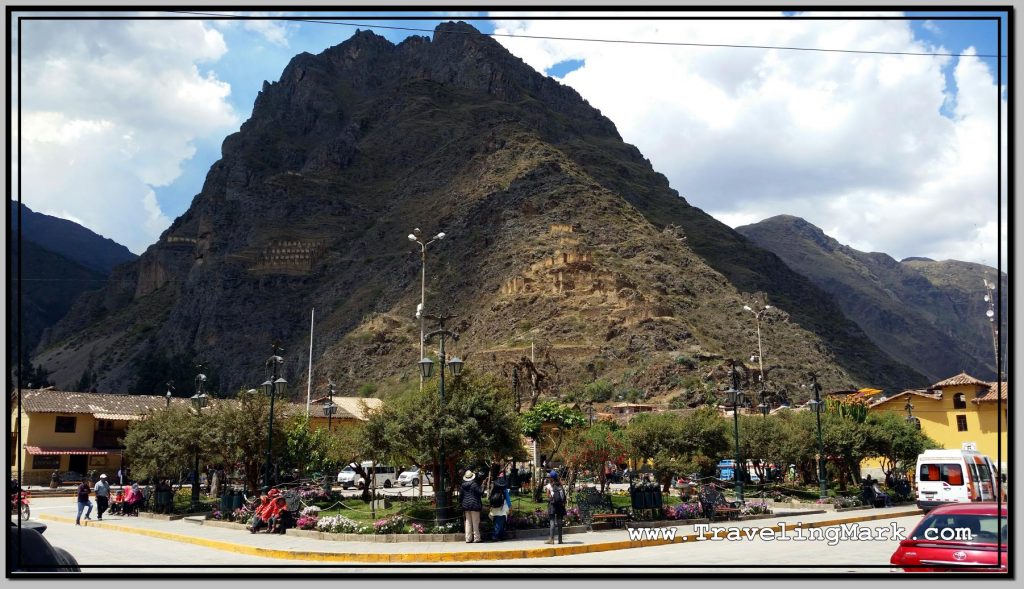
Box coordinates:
[865,372,1009,472]
[11,389,189,485]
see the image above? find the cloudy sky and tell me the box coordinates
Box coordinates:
[11,9,1008,270]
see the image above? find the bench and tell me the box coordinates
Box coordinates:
[698,484,742,520]
[575,488,629,530]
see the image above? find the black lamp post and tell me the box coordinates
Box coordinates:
[807,374,827,499]
[165,382,174,408]
[758,389,771,416]
[261,345,287,491]
[419,313,463,527]
[189,368,208,512]
[323,381,338,433]
[905,398,916,425]
[725,360,745,502]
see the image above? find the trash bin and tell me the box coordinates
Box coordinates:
[231,491,243,512]
[653,489,663,509]
[630,487,643,510]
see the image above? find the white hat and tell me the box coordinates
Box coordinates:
[99,474,107,479]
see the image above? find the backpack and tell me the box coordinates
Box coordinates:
[489,488,504,508]
[549,485,566,507]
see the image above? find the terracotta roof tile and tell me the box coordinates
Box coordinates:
[868,389,942,408]
[931,372,990,388]
[16,389,189,415]
[974,382,1008,404]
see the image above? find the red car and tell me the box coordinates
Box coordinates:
[890,502,1008,573]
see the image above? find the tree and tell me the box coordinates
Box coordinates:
[280,416,335,480]
[625,408,730,491]
[865,412,938,485]
[563,422,627,493]
[123,405,214,486]
[362,370,525,508]
[739,415,788,482]
[205,388,288,494]
[521,400,586,501]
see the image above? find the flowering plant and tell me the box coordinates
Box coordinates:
[211,509,223,521]
[300,506,321,517]
[317,515,369,534]
[296,515,319,530]
[373,514,407,534]
[832,495,863,509]
[666,502,702,520]
[410,522,426,534]
[429,521,460,534]
[740,502,771,516]
[230,506,252,523]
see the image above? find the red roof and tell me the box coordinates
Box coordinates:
[931,372,990,388]
[25,446,110,456]
[974,381,1008,404]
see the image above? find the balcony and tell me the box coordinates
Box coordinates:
[93,430,126,449]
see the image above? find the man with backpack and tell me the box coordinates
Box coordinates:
[488,473,512,542]
[544,470,566,545]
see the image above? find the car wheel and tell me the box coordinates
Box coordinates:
[384,480,392,489]
[358,481,365,490]
[412,478,419,487]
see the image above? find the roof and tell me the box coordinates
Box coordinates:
[307,396,383,420]
[16,389,190,415]
[868,389,942,408]
[974,381,1008,404]
[26,446,109,456]
[610,402,655,409]
[932,372,990,389]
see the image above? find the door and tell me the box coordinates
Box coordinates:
[68,455,88,475]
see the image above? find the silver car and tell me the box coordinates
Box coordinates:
[396,467,433,487]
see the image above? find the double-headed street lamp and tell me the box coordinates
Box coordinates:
[323,381,338,432]
[408,229,446,391]
[983,279,1000,378]
[418,313,463,527]
[261,345,287,491]
[744,304,772,408]
[806,373,827,500]
[189,368,208,512]
[905,398,916,426]
[724,360,745,502]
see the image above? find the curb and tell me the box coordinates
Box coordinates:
[37,509,922,563]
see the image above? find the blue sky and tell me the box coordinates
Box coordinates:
[14,10,1008,268]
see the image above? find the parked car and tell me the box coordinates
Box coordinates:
[397,467,433,487]
[890,502,1008,573]
[337,462,399,489]
[916,449,999,511]
[337,464,363,489]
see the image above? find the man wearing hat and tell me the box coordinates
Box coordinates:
[94,474,111,520]
[460,470,484,543]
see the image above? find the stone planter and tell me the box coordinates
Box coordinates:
[835,505,872,513]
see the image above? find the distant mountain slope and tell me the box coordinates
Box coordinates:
[8,201,137,363]
[737,215,1005,381]
[10,201,137,274]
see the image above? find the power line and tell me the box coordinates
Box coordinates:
[168,11,1004,59]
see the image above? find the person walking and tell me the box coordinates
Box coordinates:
[460,470,484,543]
[544,470,566,545]
[75,480,93,525]
[94,474,110,520]
[489,473,512,541]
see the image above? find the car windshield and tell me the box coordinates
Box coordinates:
[342,466,355,473]
[912,513,1008,544]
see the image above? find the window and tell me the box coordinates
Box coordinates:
[32,455,60,470]
[98,420,114,431]
[953,393,966,409]
[956,415,968,432]
[920,463,964,486]
[55,416,77,433]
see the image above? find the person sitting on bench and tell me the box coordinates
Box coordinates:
[872,482,892,507]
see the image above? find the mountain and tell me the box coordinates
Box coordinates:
[34,23,925,400]
[8,202,138,364]
[737,215,1006,381]
[10,202,137,274]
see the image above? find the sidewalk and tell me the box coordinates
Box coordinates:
[35,502,923,563]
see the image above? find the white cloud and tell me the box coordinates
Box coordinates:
[17,20,239,253]
[491,16,1006,267]
[209,12,298,47]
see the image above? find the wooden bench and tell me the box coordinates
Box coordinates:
[698,484,742,520]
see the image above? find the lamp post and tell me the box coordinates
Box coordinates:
[408,229,446,392]
[587,402,596,425]
[323,381,337,433]
[759,389,771,416]
[165,382,174,408]
[725,360,745,502]
[261,345,287,491]
[983,279,1000,378]
[189,369,208,512]
[419,313,463,527]
[743,304,772,390]
[905,398,916,425]
[807,373,827,500]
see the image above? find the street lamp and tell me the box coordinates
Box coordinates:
[905,398,917,426]
[743,304,772,390]
[807,373,827,499]
[724,360,745,502]
[165,382,174,408]
[261,345,287,491]
[323,381,337,433]
[984,279,1000,378]
[409,228,446,391]
[419,313,463,527]
[758,389,771,416]
[189,369,208,512]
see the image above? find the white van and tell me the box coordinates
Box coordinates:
[337,461,398,490]
[916,449,998,511]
